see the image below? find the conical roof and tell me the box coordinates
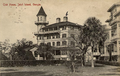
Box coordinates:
[37,6,47,16]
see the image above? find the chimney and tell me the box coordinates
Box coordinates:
[63,16,68,22]
[56,18,61,23]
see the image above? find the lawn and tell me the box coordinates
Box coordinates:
[0,63,120,76]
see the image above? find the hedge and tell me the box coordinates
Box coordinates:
[95,60,120,66]
[0,60,81,67]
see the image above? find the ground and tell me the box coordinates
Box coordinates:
[0,63,120,76]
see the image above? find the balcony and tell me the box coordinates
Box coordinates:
[114,10,120,17]
[93,52,100,56]
[35,21,49,25]
[110,17,120,25]
[105,39,111,44]
[54,55,68,58]
[112,52,118,55]
[34,30,61,35]
[111,35,120,41]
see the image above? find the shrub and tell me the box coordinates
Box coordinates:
[95,60,120,66]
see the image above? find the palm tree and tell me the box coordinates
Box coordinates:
[84,17,107,67]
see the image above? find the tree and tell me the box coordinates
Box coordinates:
[71,28,91,66]
[84,17,107,67]
[107,45,113,61]
[37,43,54,60]
[0,39,12,59]
[10,38,35,60]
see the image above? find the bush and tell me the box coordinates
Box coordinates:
[0,60,71,67]
[95,60,120,66]
[0,60,82,67]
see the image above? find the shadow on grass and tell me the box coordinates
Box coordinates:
[1,69,18,71]
[108,67,120,72]
[84,63,105,67]
[1,71,53,76]
[99,73,120,75]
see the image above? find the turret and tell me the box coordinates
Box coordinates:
[35,6,49,32]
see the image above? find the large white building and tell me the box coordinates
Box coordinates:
[103,2,120,61]
[34,6,82,60]
[33,6,102,60]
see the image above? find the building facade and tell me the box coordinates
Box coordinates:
[104,2,120,61]
[34,6,82,60]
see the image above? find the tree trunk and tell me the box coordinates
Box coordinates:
[9,55,13,60]
[81,54,85,66]
[91,46,94,67]
[43,53,46,60]
[81,57,83,66]
[71,62,75,73]
[109,51,112,61]
[83,53,85,66]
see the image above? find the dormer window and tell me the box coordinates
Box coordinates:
[37,17,39,21]
[40,17,42,21]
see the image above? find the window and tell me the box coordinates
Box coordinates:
[47,35,51,39]
[56,34,60,38]
[62,34,66,38]
[52,35,55,39]
[41,43,44,45]
[54,27,57,30]
[37,17,39,21]
[57,42,60,46]
[71,34,74,38]
[47,42,51,46]
[70,26,74,30]
[62,41,67,45]
[111,24,117,37]
[62,26,66,30]
[71,41,75,47]
[56,50,60,55]
[94,48,97,52]
[52,42,55,46]
[49,28,53,31]
[40,17,42,21]
[62,51,67,55]
[45,29,48,31]
[38,36,43,40]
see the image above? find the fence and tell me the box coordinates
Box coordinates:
[0,60,81,67]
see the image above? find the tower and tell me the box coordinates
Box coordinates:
[35,6,49,45]
[35,6,49,32]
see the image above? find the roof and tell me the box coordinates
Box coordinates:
[42,21,82,29]
[105,18,112,22]
[108,2,120,12]
[37,6,47,16]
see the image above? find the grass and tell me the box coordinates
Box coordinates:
[0,63,120,76]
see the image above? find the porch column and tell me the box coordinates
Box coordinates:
[117,40,120,62]
[37,54,40,60]
[60,50,62,60]
[104,44,107,56]
[32,51,35,57]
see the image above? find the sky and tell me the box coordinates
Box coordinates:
[0,0,119,44]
